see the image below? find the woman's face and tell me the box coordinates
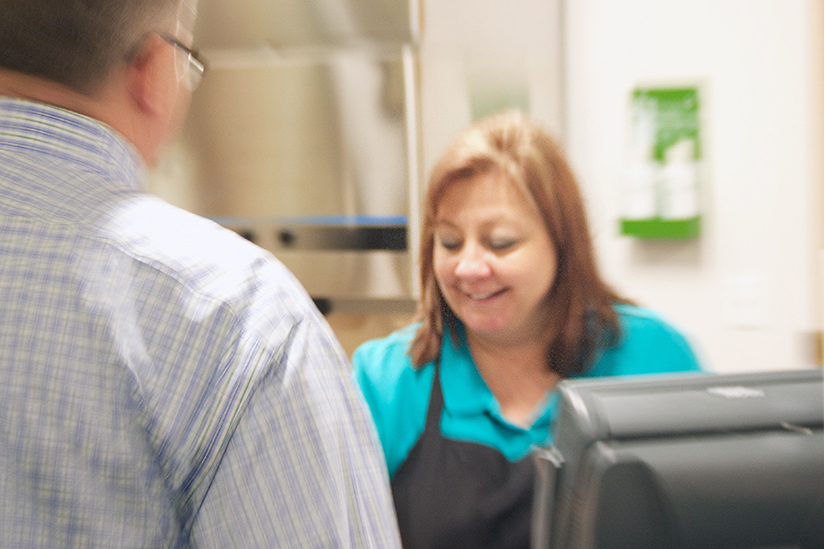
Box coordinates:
[433,170,558,346]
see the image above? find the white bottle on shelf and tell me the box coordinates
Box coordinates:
[658,138,698,220]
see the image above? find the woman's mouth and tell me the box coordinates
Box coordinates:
[465,288,506,300]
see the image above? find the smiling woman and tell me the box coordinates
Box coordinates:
[433,169,558,350]
[352,110,704,549]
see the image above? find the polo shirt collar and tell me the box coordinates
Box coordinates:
[439,323,560,433]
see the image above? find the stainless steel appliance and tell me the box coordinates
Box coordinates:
[152,0,421,307]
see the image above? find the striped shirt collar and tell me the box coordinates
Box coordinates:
[0,96,145,193]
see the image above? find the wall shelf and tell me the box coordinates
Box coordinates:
[620,216,701,239]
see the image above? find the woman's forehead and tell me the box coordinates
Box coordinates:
[434,170,544,226]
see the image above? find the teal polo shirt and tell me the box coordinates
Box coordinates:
[352,303,703,479]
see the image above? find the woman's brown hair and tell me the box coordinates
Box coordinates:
[409,110,628,377]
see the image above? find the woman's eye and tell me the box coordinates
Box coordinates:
[487,238,517,251]
[437,235,461,250]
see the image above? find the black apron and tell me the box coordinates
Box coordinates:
[391,364,535,549]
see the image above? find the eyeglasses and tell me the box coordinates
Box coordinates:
[159,34,207,91]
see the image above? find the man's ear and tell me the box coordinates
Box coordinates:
[124,33,176,116]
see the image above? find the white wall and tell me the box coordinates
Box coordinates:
[421,0,824,373]
[419,0,564,174]
[564,0,824,372]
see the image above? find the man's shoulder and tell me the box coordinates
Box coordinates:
[104,196,293,289]
[96,195,318,337]
[107,196,265,266]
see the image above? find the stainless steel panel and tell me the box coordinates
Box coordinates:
[152,0,422,302]
[271,224,407,251]
[159,46,417,301]
[181,49,409,219]
[218,218,412,300]
[194,0,418,49]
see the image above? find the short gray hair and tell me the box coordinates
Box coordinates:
[0,0,188,94]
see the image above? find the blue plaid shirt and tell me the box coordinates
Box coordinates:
[0,97,401,548]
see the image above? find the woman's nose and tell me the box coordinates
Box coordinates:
[454,245,491,278]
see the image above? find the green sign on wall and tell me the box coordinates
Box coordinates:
[621,86,702,239]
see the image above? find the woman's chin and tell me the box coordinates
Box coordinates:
[461,317,511,338]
